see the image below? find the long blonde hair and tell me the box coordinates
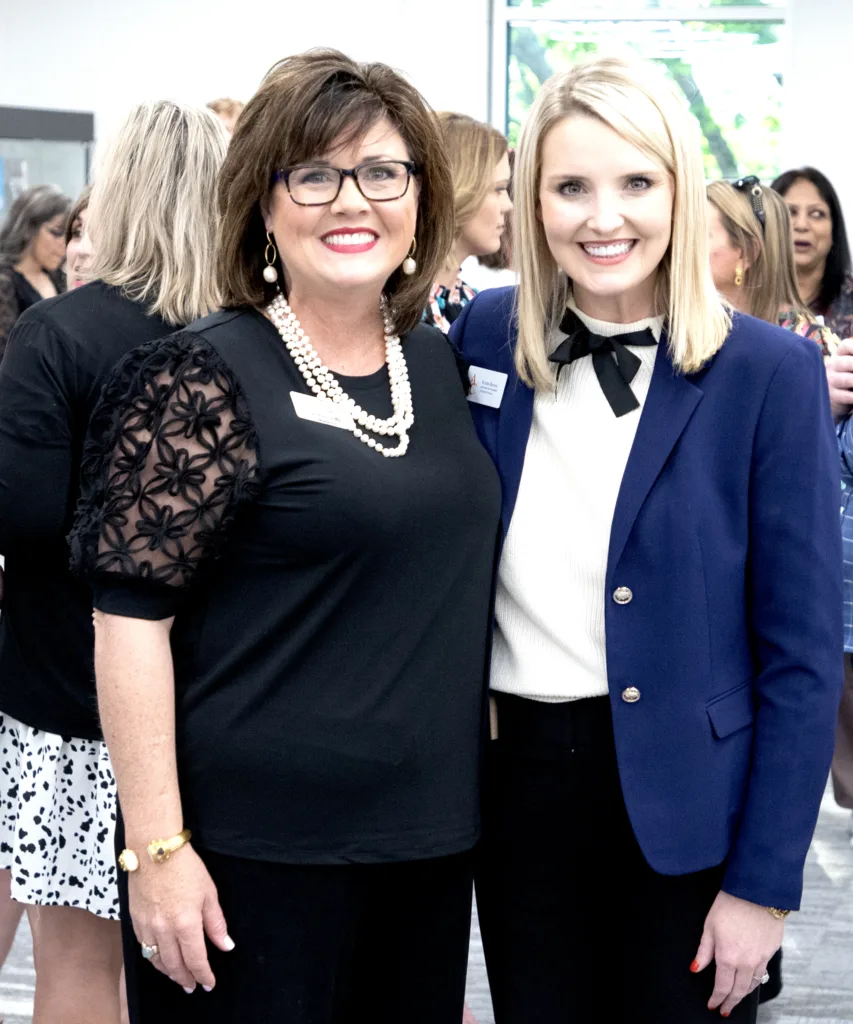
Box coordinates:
[514,57,730,391]
[706,180,809,324]
[87,101,228,326]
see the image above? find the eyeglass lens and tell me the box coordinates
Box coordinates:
[288,162,410,204]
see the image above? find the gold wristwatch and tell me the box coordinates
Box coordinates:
[765,906,791,920]
[118,828,192,872]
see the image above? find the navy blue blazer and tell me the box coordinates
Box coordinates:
[451,286,843,910]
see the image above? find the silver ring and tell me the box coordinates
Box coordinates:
[754,971,770,985]
[141,942,160,961]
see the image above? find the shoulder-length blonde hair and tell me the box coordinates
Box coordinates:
[437,112,508,242]
[86,101,228,326]
[707,180,809,325]
[514,57,730,391]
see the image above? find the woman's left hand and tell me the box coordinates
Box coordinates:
[691,890,784,1017]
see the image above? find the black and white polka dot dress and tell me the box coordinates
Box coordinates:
[0,712,119,920]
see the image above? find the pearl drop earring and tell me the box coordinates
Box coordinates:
[402,239,417,276]
[263,232,279,284]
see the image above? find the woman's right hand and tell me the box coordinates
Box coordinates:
[826,337,853,421]
[128,843,235,993]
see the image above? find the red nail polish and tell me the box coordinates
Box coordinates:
[690,959,700,973]
[721,1013,731,1019]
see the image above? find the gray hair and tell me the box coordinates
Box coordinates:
[86,100,229,326]
[0,185,71,265]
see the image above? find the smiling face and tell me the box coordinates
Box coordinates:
[65,205,92,289]
[458,152,513,259]
[782,177,833,276]
[29,215,67,273]
[538,114,674,322]
[263,116,418,304]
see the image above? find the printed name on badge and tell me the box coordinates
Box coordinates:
[467,366,508,409]
[290,392,356,431]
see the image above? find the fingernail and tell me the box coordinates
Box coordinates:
[223,935,235,951]
[721,1014,731,1020]
[690,959,700,973]
[203,985,213,993]
[184,986,195,994]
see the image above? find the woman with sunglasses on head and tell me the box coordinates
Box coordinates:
[771,168,853,341]
[451,57,841,1023]
[707,177,838,357]
[70,50,499,1023]
[0,185,70,358]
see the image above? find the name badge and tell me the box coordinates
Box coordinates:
[467,366,508,409]
[290,392,355,431]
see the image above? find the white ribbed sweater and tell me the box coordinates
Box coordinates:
[490,300,664,703]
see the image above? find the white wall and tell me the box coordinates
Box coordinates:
[784,0,853,225]
[0,0,491,135]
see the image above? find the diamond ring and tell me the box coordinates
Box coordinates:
[753,971,770,985]
[141,942,160,960]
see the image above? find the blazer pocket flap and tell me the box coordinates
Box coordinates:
[706,683,755,739]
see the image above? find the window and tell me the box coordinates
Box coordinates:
[491,1,787,181]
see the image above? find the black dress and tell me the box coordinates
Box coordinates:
[0,281,176,920]
[0,263,65,360]
[71,307,501,1021]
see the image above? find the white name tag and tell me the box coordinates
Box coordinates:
[290,391,355,431]
[467,365,508,409]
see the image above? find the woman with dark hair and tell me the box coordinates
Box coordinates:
[771,167,853,339]
[64,186,92,290]
[71,49,498,1023]
[0,184,70,356]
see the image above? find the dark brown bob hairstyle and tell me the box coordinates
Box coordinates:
[217,48,454,335]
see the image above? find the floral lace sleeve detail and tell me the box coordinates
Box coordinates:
[70,331,261,590]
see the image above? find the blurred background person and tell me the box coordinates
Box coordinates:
[425,112,512,332]
[64,186,92,290]
[0,185,70,358]
[772,167,853,340]
[462,150,517,292]
[207,96,245,135]
[0,100,227,1024]
[707,177,838,356]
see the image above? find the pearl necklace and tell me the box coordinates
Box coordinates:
[266,291,413,458]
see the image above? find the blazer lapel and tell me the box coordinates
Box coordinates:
[496,374,534,543]
[607,334,704,574]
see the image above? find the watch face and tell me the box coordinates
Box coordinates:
[118,849,139,873]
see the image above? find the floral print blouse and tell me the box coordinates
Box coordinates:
[812,273,853,342]
[777,309,839,360]
[422,277,477,335]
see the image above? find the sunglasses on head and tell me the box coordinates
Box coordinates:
[732,175,766,235]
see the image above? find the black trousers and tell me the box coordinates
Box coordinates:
[476,692,760,1024]
[120,845,474,1023]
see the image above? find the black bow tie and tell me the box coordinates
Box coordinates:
[549,308,657,417]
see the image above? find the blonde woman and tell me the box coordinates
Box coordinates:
[707,178,838,356]
[425,112,512,332]
[0,101,226,1023]
[450,57,841,1023]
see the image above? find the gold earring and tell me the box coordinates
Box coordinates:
[402,239,417,276]
[263,232,278,284]
[734,265,744,287]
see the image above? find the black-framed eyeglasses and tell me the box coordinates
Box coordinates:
[273,160,420,207]
[732,175,766,235]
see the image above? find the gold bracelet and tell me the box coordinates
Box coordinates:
[118,828,192,872]
[765,906,791,920]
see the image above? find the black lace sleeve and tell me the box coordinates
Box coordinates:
[70,331,261,617]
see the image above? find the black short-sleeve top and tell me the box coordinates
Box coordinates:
[71,308,501,864]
